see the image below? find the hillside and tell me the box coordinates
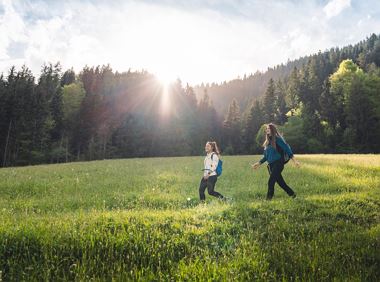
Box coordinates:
[194,33,380,114]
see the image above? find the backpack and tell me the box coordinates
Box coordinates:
[276,138,291,164]
[211,153,223,176]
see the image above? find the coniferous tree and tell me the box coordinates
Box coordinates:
[0,74,8,165]
[223,99,242,154]
[61,68,76,86]
[243,100,264,153]
[196,89,220,153]
[1,66,37,165]
[286,67,300,116]
[275,79,288,125]
[263,78,276,123]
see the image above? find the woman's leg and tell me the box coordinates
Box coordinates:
[207,176,224,199]
[267,170,277,200]
[267,161,282,200]
[276,173,296,196]
[199,178,208,200]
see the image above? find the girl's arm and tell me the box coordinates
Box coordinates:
[291,156,301,167]
[252,154,266,170]
[210,153,219,173]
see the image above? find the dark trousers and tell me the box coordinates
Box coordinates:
[267,160,295,199]
[199,175,224,201]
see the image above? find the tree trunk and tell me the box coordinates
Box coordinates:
[77,146,80,161]
[65,136,69,163]
[58,136,64,163]
[103,135,107,159]
[3,120,12,167]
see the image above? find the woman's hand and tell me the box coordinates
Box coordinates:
[251,162,261,170]
[203,175,209,180]
[292,157,301,168]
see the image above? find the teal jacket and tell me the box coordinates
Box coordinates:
[259,136,293,164]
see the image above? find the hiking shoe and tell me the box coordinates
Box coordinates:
[222,197,233,203]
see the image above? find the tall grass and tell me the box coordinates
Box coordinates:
[0,155,379,280]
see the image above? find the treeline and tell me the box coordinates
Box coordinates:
[200,33,380,154]
[0,64,222,166]
[0,34,379,167]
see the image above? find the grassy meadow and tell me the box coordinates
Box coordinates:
[0,155,379,281]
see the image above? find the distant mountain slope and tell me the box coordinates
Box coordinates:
[194,33,380,115]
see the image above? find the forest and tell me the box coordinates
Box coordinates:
[0,33,379,167]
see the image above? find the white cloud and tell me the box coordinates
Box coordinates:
[323,0,351,19]
[0,0,27,60]
[0,0,379,84]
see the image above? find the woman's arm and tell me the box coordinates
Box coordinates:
[290,155,301,167]
[252,162,261,169]
[252,154,266,170]
[210,153,219,173]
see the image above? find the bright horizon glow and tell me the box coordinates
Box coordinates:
[1,0,380,85]
[155,70,178,88]
[155,70,176,116]
[160,83,171,116]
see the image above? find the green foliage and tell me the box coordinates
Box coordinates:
[281,116,308,153]
[329,60,380,151]
[255,124,266,148]
[0,155,379,280]
[62,82,85,123]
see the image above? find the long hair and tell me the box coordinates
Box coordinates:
[262,123,283,149]
[207,141,220,155]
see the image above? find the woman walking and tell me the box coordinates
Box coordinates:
[199,141,224,202]
[252,123,300,200]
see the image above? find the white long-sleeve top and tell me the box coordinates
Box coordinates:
[203,152,219,177]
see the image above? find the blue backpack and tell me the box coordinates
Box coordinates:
[211,153,223,176]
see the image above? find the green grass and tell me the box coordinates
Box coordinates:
[0,155,379,281]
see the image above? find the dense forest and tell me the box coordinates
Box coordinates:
[1,34,380,167]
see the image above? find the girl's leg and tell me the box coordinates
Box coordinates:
[267,173,277,200]
[276,173,296,196]
[207,176,224,199]
[199,178,208,200]
[267,161,281,200]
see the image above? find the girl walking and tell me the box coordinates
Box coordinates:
[199,141,224,202]
[252,123,300,200]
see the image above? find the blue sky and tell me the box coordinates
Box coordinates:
[0,0,379,85]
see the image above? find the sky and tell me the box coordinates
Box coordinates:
[0,0,379,85]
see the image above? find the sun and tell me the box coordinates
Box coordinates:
[155,69,177,88]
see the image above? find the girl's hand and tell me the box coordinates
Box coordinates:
[292,158,301,168]
[251,162,260,170]
[203,175,209,180]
